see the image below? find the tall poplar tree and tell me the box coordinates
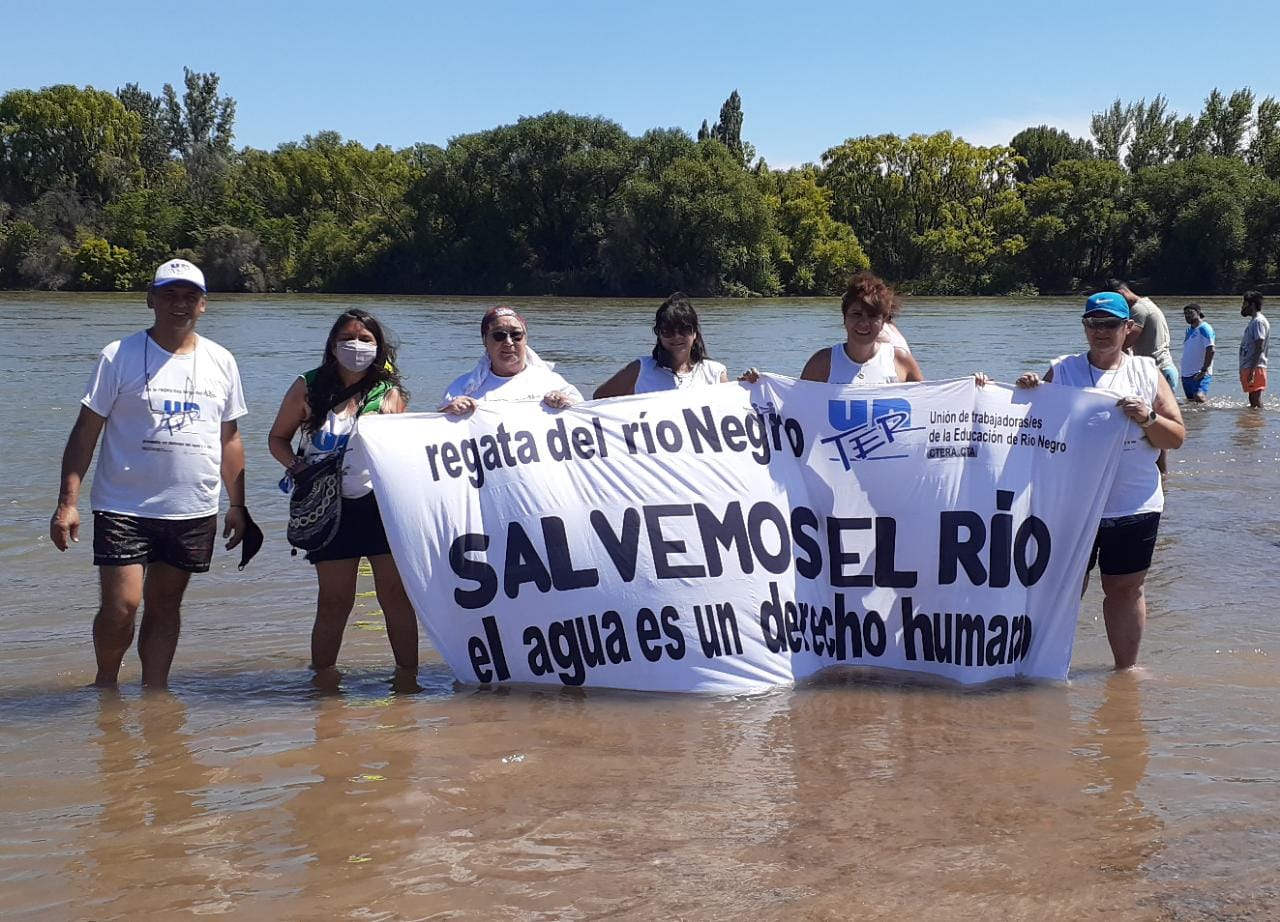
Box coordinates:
[1090,99,1133,164]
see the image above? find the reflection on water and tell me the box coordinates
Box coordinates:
[82,693,234,916]
[0,677,1196,919]
[1,294,1278,918]
[1231,407,1268,451]
[1077,673,1159,875]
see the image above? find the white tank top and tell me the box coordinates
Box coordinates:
[1049,352,1162,518]
[634,356,726,393]
[828,342,898,384]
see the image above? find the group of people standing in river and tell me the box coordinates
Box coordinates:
[1100,278,1271,409]
[48,259,1269,687]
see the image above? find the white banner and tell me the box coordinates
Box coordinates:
[361,376,1127,693]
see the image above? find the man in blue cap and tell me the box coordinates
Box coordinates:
[49,258,255,687]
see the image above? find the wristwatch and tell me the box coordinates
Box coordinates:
[1139,409,1157,428]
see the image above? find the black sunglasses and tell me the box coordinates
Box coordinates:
[488,329,526,343]
[1082,317,1125,330]
[658,324,696,337]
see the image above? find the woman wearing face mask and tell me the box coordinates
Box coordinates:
[593,292,728,398]
[440,306,582,414]
[267,309,418,680]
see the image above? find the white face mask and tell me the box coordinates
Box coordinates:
[335,339,378,372]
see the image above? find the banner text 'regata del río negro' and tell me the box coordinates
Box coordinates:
[360,375,1127,693]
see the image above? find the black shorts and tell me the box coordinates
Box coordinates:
[306,492,392,564]
[93,511,218,572]
[1088,512,1161,576]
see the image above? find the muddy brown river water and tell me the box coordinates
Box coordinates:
[2,293,1277,919]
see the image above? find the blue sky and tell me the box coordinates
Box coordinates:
[5,0,1278,166]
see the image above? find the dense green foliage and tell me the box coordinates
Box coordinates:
[2,77,1278,295]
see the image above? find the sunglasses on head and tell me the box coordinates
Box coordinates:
[488,329,526,343]
[1082,316,1125,330]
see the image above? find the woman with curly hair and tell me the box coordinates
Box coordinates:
[800,271,923,384]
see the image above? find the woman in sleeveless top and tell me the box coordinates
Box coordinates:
[268,309,418,682]
[800,271,923,384]
[1016,292,1184,670]
[594,292,729,398]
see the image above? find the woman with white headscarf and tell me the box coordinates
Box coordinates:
[439,306,582,414]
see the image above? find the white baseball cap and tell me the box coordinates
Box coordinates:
[152,258,206,292]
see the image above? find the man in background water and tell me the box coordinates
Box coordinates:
[1180,304,1215,403]
[1110,279,1177,474]
[1109,279,1179,393]
[49,259,252,687]
[1239,290,1269,409]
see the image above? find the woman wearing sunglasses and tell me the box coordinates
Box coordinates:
[1015,291,1185,671]
[440,306,582,415]
[593,292,728,398]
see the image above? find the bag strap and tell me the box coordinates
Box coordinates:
[302,368,391,416]
[357,379,392,416]
[346,383,388,446]
[296,369,388,457]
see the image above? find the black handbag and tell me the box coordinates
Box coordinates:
[286,444,346,553]
[284,377,392,554]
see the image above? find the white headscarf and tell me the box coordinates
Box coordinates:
[457,345,556,397]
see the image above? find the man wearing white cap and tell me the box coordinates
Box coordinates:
[50,258,251,687]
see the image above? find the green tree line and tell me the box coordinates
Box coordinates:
[2,73,1279,296]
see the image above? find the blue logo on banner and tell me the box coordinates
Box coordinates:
[821,397,922,468]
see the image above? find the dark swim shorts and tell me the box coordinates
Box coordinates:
[1087,512,1161,577]
[93,511,218,572]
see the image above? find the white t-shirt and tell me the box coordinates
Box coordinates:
[1048,352,1162,518]
[1130,297,1175,371]
[82,331,247,519]
[1180,321,1215,377]
[1239,313,1270,369]
[442,363,583,405]
[633,356,727,393]
[828,342,899,384]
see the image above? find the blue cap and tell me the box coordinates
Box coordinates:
[1084,291,1129,319]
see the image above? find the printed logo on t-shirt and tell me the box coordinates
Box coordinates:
[159,399,201,434]
[311,430,351,453]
